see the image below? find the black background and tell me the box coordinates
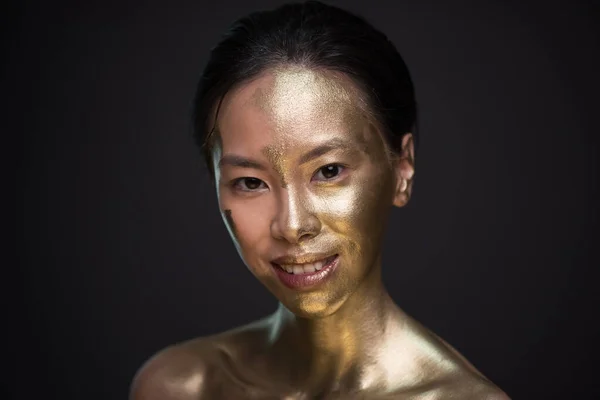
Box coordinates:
[12,0,599,398]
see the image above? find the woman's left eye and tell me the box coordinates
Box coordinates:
[313,164,345,181]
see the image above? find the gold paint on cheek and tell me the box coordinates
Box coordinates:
[319,125,393,248]
[281,170,393,318]
[314,157,393,306]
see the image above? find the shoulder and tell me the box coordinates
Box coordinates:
[401,369,511,400]
[403,372,510,400]
[460,380,511,400]
[129,321,272,400]
[400,319,511,400]
[484,390,511,400]
[428,357,511,400]
[129,337,221,400]
[430,356,511,400]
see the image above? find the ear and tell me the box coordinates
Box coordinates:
[392,133,415,207]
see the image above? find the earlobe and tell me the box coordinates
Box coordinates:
[399,178,408,194]
[392,176,410,207]
[392,133,415,208]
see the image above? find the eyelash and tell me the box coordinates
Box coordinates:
[231,177,267,192]
[230,164,347,192]
[312,164,347,182]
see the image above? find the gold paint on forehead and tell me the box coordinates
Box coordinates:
[250,67,359,129]
[251,66,370,187]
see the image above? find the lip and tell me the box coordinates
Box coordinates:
[271,254,339,290]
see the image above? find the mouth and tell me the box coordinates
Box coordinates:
[272,254,338,275]
[271,254,340,290]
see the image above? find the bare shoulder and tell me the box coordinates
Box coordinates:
[129,336,222,400]
[483,388,511,400]
[395,369,510,400]
[426,354,511,400]
[453,376,510,400]
[428,355,511,400]
[399,317,511,400]
[129,320,271,400]
[397,368,510,400]
[455,379,511,400]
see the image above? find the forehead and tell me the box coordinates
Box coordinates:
[215,66,371,153]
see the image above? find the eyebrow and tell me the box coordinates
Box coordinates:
[218,154,267,170]
[218,138,360,170]
[297,138,356,165]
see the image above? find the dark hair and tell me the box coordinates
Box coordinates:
[193,0,417,175]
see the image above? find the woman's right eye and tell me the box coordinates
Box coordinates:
[231,177,267,192]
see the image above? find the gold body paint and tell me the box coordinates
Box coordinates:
[138,66,508,399]
[217,66,396,318]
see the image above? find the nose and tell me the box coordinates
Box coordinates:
[271,188,321,244]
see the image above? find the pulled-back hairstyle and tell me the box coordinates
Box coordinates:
[193,0,417,176]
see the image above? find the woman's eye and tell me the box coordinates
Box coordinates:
[232,177,267,192]
[313,164,345,181]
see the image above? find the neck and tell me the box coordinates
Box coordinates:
[268,264,406,392]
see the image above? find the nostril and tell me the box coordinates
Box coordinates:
[298,232,315,242]
[270,198,322,243]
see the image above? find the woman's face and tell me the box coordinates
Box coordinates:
[212,66,407,317]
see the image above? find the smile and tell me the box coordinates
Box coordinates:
[276,254,337,275]
[271,254,339,289]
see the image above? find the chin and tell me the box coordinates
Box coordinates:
[279,290,349,319]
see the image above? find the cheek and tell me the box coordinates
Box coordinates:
[315,173,392,261]
[232,208,269,245]
[219,195,273,265]
[318,176,391,231]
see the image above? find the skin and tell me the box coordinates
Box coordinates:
[130,66,509,399]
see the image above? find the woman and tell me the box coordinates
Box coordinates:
[132,2,509,399]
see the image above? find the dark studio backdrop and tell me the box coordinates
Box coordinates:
[12,0,599,398]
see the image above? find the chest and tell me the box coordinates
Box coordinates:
[203,366,435,400]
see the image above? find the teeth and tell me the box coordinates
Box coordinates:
[280,258,331,275]
[303,264,316,273]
